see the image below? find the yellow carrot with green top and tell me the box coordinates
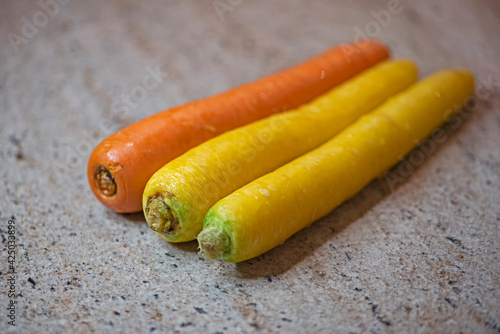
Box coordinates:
[198,69,474,262]
[143,60,418,242]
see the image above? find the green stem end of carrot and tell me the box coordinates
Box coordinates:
[95,166,117,197]
[198,226,230,260]
[146,197,176,234]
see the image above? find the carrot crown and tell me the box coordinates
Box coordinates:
[95,166,117,197]
[145,197,176,234]
[198,225,231,260]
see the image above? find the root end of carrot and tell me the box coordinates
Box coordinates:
[198,226,230,260]
[145,197,175,234]
[95,166,117,197]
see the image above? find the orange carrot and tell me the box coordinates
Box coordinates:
[87,40,390,213]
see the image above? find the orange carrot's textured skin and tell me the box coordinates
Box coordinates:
[87,40,390,213]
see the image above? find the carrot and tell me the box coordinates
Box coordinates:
[198,69,474,262]
[87,40,390,213]
[143,60,418,242]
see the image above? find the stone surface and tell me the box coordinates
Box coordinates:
[1,0,499,333]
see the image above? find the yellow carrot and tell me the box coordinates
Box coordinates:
[143,60,418,242]
[198,69,474,262]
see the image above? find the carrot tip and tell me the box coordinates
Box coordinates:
[198,226,230,260]
[95,166,117,197]
[145,197,175,234]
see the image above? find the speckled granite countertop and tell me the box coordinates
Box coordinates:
[1,0,499,333]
